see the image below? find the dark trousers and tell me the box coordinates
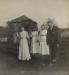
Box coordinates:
[49,43,57,61]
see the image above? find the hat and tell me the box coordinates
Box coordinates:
[47,18,54,24]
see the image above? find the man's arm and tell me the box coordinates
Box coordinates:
[56,27,60,47]
[47,29,49,45]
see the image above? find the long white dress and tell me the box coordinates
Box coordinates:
[39,29,50,55]
[31,31,39,54]
[18,30,31,61]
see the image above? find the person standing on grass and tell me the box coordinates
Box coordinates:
[31,28,39,55]
[18,27,31,61]
[47,19,59,65]
[39,25,50,55]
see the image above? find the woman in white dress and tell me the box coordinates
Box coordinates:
[18,27,31,61]
[31,28,39,55]
[39,25,50,55]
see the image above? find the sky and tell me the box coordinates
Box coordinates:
[0,0,69,28]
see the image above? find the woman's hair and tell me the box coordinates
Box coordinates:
[41,24,45,30]
[32,27,38,31]
[45,25,49,30]
[21,27,24,31]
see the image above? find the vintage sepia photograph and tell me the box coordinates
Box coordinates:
[0,0,69,75]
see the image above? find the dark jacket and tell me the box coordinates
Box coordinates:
[47,26,59,45]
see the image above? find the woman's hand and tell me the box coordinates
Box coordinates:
[57,44,59,47]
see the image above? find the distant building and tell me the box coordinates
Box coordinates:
[0,27,8,42]
[60,28,69,38]
[7,15,37,32]
[7,15,38,43]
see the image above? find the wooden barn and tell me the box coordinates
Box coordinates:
[7,16,37,41]
[7,15,37,50]
[7,15,37,31]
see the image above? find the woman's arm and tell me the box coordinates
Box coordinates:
[26,32,29,39]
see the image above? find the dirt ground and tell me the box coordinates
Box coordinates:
[0,39,69,75]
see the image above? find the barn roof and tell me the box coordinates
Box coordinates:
[7,15,37,24]
[7,15,38,31]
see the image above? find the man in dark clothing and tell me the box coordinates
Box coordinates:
[47,19,59,64]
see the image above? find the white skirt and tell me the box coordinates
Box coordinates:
[31,41,39,54]
[18,38,31,61]
[39,41,50,55]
